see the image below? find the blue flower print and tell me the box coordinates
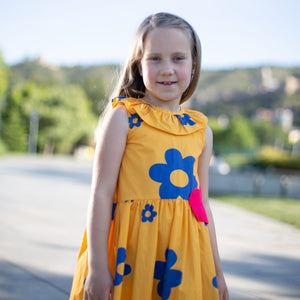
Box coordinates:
[114,247,132,286]
[212,276,218,288]
[111,203,117,220]
[149,148,197,200]
[174,113,196,126]
[154,248,183,299]
[128,113,143,129]
[124,199,134,203]
[111,96,126,102]
[141,204,157,222]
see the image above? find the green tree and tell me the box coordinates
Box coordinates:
[223,115,258,151]
[208,117,228,153]
[0,52,8,134]
[62,65,119,115]
[9,58,64,87]
[36,85,96,153]
[2,108,26,152]
[6,82,96,154]
[251,120,287,147]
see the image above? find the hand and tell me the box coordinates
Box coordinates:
[217,273,229,300]
[84,269,114,300]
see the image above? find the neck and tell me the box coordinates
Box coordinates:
[143,95,181,112]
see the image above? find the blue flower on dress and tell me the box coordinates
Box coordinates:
[212,276,218,289]
[141,204,157,222]
[128,113,143,129]
[149,148,197,200]
[111,203,117,220]
[154,248,183,299]
[112,96,127,102]
[124,199,134,203]
[114,247,132,286]
[174,113,196,126]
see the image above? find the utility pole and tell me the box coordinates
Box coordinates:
[28,111,39,154]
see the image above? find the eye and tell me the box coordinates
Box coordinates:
[174,56,185,62]
[150,56,160,61]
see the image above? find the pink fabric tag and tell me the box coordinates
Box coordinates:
[188,187,209,224]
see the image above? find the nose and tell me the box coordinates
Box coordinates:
[160,60,174,76]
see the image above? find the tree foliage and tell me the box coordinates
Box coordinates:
[1,55,298,159]
[0,52,8,99]
[210,115,258,153]
[226,116,258,150]
[0,52,9,142]
[62,65,119,115]
[251,120,286,147]
[2,107,26,152]
[3,81,96,154]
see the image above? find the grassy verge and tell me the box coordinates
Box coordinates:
[213,194,300,229]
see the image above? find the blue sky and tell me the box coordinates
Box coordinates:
[1,0,299,69]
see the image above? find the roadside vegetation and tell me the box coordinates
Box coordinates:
[0,51,299,173]
[213,194,300,229]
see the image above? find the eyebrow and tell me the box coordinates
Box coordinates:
[144,51,189,56]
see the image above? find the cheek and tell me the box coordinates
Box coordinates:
[142,64,156,83]
[178,65,193,84]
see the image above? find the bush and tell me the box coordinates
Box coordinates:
[2,108,26,152]
[0,137,7,155]
[252,146,300,170]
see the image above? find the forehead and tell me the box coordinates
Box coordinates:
[143,27,192,53]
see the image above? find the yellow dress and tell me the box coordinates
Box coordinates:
[70,97,219,300]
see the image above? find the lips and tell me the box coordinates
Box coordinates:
[158,81,176,85]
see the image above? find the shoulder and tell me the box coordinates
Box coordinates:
[205,125,213,145]
[103,104,127,125]
[95,104,128,142]
[110,104,128,123]
[199,125,213,159]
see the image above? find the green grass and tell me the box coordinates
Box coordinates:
[213,195,300,229]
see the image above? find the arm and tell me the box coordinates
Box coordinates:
[198,125,229,300]
[84,105,128,300]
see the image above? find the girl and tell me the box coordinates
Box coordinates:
[70,12,228,300]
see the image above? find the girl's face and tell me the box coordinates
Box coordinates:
[139,27,194,111]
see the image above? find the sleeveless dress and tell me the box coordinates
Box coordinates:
[70,97,219,300]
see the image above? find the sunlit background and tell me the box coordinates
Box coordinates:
[1,0,300,185]
[0,2,300,299]
[0,0,299,193]
[1,0,300,68]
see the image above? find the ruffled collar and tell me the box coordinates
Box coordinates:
[112,97,207,135]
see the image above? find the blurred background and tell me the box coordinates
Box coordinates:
[0,0,299,198]
[0,1,300,299]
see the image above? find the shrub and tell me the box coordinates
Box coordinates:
[0,137,7,155]
[252,146,300,170]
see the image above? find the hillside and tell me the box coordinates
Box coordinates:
[9,59,300,125]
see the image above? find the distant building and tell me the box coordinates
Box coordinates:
[255,108,293,131]
[255,108,274,122]
[274,108,293,131]
[261,67,280,92]
[285,75,300,95]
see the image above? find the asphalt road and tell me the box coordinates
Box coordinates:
[0,155,300,300]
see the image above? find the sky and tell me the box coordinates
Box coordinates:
[1,0,300,69]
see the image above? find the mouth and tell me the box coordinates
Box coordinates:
[157,81,176,86]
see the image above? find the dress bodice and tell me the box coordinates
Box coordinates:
[112,97,207,202]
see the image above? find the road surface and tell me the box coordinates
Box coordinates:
[0,155,299,299]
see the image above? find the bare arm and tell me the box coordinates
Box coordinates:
[85,105,128,300]
[198,125,229,300]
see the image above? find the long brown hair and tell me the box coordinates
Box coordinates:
[113,12,202,104]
